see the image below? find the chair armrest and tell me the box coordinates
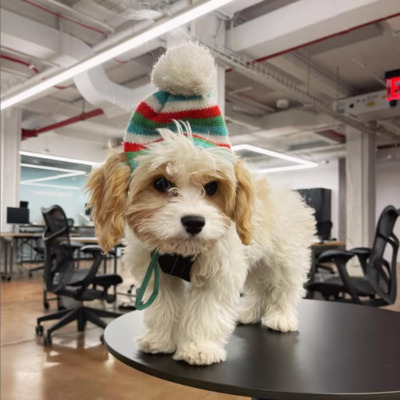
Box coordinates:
[69,241,84,250]
[349,247,372,275]
[350,247,372,257]
[318,249,362,304]
[317,249,354,264]
[81,245,103,255]
[59,240,83,251]
[76,245,103,293]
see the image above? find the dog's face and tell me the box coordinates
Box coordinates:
[86,130,254,255]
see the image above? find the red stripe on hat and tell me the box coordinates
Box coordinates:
[123,142,147,152]
[124,138,164,152]
[135,101,158,119]
[137,102,222,123]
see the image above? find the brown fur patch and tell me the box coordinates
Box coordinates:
[85,151,131,253]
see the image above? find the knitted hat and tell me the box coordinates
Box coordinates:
[123,42,231,169]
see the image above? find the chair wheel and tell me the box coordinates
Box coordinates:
[44,302,50,310]
[43,335,52,346]
[36,325,44,335]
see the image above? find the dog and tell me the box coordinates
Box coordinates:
[86,123,316,366]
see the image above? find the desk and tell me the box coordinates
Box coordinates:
[0,232,42,280]
[105,300,400,400]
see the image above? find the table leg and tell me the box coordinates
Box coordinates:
[9,238,14,281]
[2,240,9,280]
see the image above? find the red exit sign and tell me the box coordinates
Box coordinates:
[386,69,400,101]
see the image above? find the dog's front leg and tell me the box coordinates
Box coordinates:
[173,253,246,365]
[136,273,185,354]
[259,249,310,333]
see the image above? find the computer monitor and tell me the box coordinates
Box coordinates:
[20,201,29,208]
[6,207,30,224]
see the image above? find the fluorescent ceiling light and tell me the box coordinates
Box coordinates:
[233,144,318,173]
[21,163,87,173]
[20,151,100,166]
[1,0,235,110]
[256,164,317,174]
[20,182,81,190]
[21,172,86,184]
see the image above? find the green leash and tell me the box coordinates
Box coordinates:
[135,250,160,310]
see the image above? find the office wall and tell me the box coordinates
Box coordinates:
[274,158,400,259]
[271,160,340,239]
[20,174,89,225]
[376,159,400,248]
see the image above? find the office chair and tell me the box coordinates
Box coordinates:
[306,205,399,307]
[27,237,45,278]
[36,205,123,345]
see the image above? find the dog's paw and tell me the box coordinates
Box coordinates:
[173,342,226,366]
[237,307,262,325]
[262,312,298,332]
[136,334,176,354]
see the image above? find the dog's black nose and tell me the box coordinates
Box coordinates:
[181,215,205,235]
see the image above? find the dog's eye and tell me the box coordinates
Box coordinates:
[204,181,218,196]
[153,177,174,192]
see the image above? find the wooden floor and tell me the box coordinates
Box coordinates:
[1,262,399,400]
[1,263,248,400]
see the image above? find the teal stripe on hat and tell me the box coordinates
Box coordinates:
[152,90,170,105]
[167,94,205,102]
[189,124,228,136]
[154,91,210,103]
[126,123,177,136]
[125,149,148,169]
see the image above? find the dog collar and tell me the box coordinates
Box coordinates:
[135,251,195,310]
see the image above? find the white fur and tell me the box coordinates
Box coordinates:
[123,131,315,366]
[151,42,217,96]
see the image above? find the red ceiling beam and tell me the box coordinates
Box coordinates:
[21,108,104,140]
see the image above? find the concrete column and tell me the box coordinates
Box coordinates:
[338,158,346,242]
[191,14,226,114]
[0,108,21,233]
[345,126,376,254]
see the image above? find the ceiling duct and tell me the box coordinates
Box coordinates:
[208,45,400,141]
[91,0,163,20]
[0,9,155,116]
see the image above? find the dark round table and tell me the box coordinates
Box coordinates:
[104,300,400,400]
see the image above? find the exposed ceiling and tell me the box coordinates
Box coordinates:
[1,0,400,168]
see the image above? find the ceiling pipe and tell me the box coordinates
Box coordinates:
[21,108,104,140]
[0,54,72,89]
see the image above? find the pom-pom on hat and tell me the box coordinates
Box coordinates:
[123,42,231,170]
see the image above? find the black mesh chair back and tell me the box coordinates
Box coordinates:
[41,205,75,293]
[367,205,399,305]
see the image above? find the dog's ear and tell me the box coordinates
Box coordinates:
[233,160,254,245]
[86,152,131,253]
